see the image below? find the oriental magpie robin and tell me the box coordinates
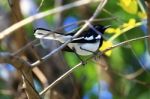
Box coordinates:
[34,25,110,56]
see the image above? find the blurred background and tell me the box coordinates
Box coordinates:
[0,0,149,99]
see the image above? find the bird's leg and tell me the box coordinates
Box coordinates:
[72,47,86,65]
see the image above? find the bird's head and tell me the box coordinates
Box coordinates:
[93,25,111,34]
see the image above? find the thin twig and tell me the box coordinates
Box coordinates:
[0,52,40,99]
[112,69,150,87]
[36,0,45,11]
[56,17,116,31]
[38,35,150,96]
[0,0,99,40]
[102,35,150,54]
[31,45,43,62]
[54,0,63,27]
[39,62,82,95]
[12,39,38,56]
[31,0,108,67]
[73,0,107,38]
[101,6,148,74]
[13,17,115,56]
[38,0,108,95]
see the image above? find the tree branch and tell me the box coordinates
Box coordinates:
[0,0,99,40]
[31,0,108,67]
[39,35,150,96]
[0,52,40,99]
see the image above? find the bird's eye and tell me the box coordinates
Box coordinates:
[94,25,99,28]
[95,25,101,30]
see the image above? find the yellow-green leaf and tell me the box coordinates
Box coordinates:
[118,0,138,14]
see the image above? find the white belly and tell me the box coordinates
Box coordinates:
[68,41,100,56]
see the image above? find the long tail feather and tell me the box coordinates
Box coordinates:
[34,28,71,43]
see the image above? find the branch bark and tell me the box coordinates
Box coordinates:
[147,0,150,52]
[0,52,40,99]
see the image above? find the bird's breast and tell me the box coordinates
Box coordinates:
[68,41,100,56]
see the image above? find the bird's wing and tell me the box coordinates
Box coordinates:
[34,27,99,43]
[71,36,97,43]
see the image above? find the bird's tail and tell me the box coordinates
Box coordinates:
[34,28,71,43]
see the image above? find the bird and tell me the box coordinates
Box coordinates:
[34,25,110,56]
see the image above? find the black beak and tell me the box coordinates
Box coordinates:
[104,25,111,30]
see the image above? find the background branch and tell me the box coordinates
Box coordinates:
[39,35,150,95]
[0,0,99,40]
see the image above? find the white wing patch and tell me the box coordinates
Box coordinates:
[84,36,94,40]
[73,37,84,41]
[95,35,101,39]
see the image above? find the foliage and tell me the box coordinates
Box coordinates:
[0,0,149,99]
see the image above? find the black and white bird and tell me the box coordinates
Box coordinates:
[34,25,109,56]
